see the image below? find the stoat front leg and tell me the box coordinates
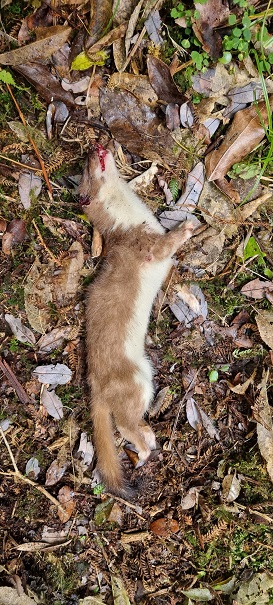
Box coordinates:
[150,219,196,262]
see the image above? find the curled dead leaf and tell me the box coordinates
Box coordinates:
[0,26,71,65]
[241,278,273,300]
[150,517,179,536]
[2,218,27,255]
[57,485,75,523]
[256,311,273,350]
[147,55,187,104]
[45,459,69,486]
[206,99,273,181]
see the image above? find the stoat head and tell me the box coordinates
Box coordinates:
[79,144,119,232]
[79,145,117,202]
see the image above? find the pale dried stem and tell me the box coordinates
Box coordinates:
[0,427,66,515]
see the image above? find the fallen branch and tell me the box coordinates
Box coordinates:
[0,427,66,516]
[0,357,33,406]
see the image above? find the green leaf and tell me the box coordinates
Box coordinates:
[228,14,237,25]
[242,14,252,27]
[219,51,232,64]
[243,236,265,261]
[71,52,93,71]
[233,27,242,37]
[0,69,16,86]
[243,28,251,41]
[71,50,108,70]
[209,370,219,383]
[182,587,213,601]
[191,50,203,70]
[264,267,273,279]
[169,178,180,201]
[182,39,191,48]
[93,483,105,495]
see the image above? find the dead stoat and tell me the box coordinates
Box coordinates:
[79,144,195,496]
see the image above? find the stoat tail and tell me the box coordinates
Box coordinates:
[92,399,130,497]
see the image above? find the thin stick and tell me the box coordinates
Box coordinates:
[0,427,66,515]
[104,492,146,520]
[6,83,53,198]
[0,153,42,172]
[32,219,62,266]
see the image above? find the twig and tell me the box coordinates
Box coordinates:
[0,153,42,172]
[0,357,33,406]
[121,26,146,72]
[0,427,66,515]
[0,192,17,202]
[104,492,146,520]
[32,219,62,266]
[6,83,53,199]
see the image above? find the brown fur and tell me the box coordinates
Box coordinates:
[80,146,196,496]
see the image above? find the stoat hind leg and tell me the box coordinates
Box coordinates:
[138,419,156,450]
[115,397,154,466]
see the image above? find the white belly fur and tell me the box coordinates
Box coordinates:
[124,257,173,411]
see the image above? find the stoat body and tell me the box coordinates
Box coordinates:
[79,146,195,496]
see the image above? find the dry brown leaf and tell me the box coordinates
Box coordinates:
[5,313,36,345]
[108,73,158,106]
[0,587,37,604]
[182,227,225,274]
[85,0,112,51]
[25,243,84,333]
[14,63,75,106]
[100,87,187,168]
[18,172,42,210]
[2,218,27,255]
[0,26,71,65]
[24,258,53,334]
[87,22,128,54]
[181,486,200,510]
[124,0,145,58]
[112,0,140,69]
[227,369,256,394]
[198,180,237,237]
[150,518,179,536]
[147,55,187,104]
[108,502,123,526]
[40,386,64,420]
[222,473,241,502]
[45,458,69,487]
[235,192,272,222]
[129,163,158,193]
[53,241,84,305]
[206,99,273,181]
[192,0,229,57]
[255,371,273,483]
[256,311,273,349]
[37,325,79,354]
[241,278,273,300]
[57,486,75,523]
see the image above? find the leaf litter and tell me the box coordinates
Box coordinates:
[1,0,273,603]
